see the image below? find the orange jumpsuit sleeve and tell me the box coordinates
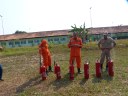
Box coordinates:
[68,38,72,48]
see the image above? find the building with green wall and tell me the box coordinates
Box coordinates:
[0,25,128,48]
[0,30,70,48]
[87,25,128,41]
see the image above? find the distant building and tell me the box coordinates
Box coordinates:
[0,25,128,48]
[88,25,128,41]
[0,30,70,48]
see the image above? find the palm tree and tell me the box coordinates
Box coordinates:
[70,23,89,43]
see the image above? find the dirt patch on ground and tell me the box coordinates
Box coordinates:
[0,54,40,96]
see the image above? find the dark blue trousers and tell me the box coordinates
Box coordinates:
[0,64,3,79]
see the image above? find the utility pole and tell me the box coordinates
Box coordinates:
[0,15,4,36]
[89,7,92,28]
[90,7,92,39]
[0,14,5,47]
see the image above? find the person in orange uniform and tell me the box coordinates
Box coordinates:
[39,39,52,72]
[68,32,83,74]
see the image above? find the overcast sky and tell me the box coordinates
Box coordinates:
[0,0,128,35]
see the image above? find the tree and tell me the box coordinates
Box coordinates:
[70,23,89,43]
[14,30,27,34]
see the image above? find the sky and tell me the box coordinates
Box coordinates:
[0,0,128,35]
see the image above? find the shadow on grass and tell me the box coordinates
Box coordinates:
[92,71,113,83]
[16,75,41,94]
[79,78,88,85]
[49,72,78,91]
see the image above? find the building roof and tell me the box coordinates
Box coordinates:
[88,25,128,34]
[0,25,128,41]
[0,29,70,41]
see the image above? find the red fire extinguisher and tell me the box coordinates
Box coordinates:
[108,59,114,77]
[41,65,47,80]
[54,61,61,80]
[95,59,101,78]
[69,60,74,80]
[84,61,89,79]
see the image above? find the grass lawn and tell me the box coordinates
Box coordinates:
[0,39,128,96]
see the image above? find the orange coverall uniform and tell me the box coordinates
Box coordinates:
[39,40,51,69]
[68,37,82,68]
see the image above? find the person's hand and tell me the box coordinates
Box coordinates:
[71,44,81,47]
[70,44,76,47]
[75,44,82,48]
[98,46,102,50]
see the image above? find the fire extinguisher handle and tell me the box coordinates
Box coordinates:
[96,57,100,62]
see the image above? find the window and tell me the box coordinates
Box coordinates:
[34,39,39,43]
[28,40,33,44]
[21,40,26,44]
[15,41,20,45]
[9,42,13,45]
[1,42,6,46]
[61,38,66,41]
[48,38,53,42]
[54,38,59,41]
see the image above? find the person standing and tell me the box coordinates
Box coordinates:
[39,39,52,73]
[98,34,116,71]
[68,32,83,74]
[0,64,4,81]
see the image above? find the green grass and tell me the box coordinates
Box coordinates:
[0,46,38,57]
[0,39,128,96]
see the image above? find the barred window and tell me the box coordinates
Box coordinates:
[61,38,66,41]
[48,38,53,42]
[1,42,6,46]
[9,42,13,45]
[21,40,26,44]
[28,40,33,43]
[54,38,59,41]
[34,39,39,43]
[15,41,20,45]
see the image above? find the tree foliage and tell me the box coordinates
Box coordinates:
[14,30,27,34]
[70,23,89,42]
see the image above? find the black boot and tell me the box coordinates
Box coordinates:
[105,63,108,72]
[48,66,53,72]
[77,68,82,74]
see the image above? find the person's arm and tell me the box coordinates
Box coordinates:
[109,37,116,48]
[76,39,82,48]
[71,39,82,48]
[73,44,81,47]
[68,39,78,47]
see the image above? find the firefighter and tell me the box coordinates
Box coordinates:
[98,33,116,71]
[68,32,83,74]
[39,39,53,73]
[0,64,4,81]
